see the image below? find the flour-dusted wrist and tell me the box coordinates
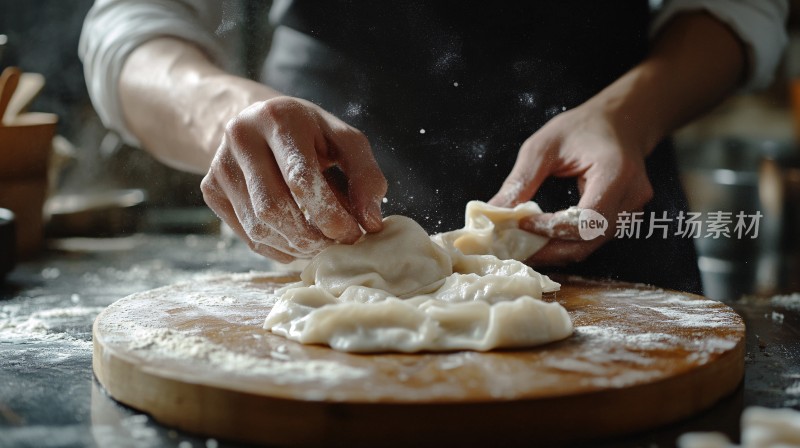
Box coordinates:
[650,0,788,90]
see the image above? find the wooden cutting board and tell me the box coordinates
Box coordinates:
[93,273,745,447]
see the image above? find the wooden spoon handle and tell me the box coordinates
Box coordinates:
[0,66,21,125]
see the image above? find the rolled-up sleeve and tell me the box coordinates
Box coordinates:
[79,0,224,145]
[651,0,789,91]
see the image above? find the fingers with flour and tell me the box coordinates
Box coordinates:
[255,100,364,244]
[527,152,654,265]
[225,111,332,255]
[202,96,388,261]
[200,162,297,263]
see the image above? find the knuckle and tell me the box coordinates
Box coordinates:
[200,176,226,206]
[260,97,301,122]
[208,154,239,185]
[283,168,305,192]
[281,150,311,187]
[200,175,215,196]
[223,116,243,137]
[252,200,276,224]
[245,222,272,244]
[260,100,283,122]
[223,116,252,147]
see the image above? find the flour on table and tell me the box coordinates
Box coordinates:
[264,201,571,353]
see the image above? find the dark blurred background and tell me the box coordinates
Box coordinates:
[0,0,798,299]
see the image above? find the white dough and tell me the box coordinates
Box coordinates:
[264,201,571,353]
[301,215,451,298]
[432,200,549,261]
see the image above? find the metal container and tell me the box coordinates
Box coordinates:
[678,138,799,300]
[44,189,146,238]
[757,141,800,294]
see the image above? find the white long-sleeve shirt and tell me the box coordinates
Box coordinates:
[79,0,789,146]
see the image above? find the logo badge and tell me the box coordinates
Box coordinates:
[578,209,607,241]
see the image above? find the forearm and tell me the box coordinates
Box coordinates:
[119,37,282,173]
[589,12,746,154]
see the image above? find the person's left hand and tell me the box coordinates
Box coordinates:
[488,101,654,266]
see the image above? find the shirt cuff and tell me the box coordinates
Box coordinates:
[650,0,789,91]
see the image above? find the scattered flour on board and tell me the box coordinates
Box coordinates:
[106,322,368,386]
[533,286,742,389]
[539,323,739,389]
[616,291,740,329]
[590,370,665,388]
[644,306,735,328]
[576,325,683,352]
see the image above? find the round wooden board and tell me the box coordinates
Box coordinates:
[93,273,745,447]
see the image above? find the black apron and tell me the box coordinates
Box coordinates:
[262,0,704,294]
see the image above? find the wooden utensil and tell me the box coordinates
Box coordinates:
[4,72,45,121]
[0,66,21,124]
[0,67,57,257]
[93,274,745,447]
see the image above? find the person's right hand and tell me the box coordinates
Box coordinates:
[201,96,387,263]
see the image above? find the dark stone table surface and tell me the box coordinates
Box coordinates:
[0,234,798,448]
